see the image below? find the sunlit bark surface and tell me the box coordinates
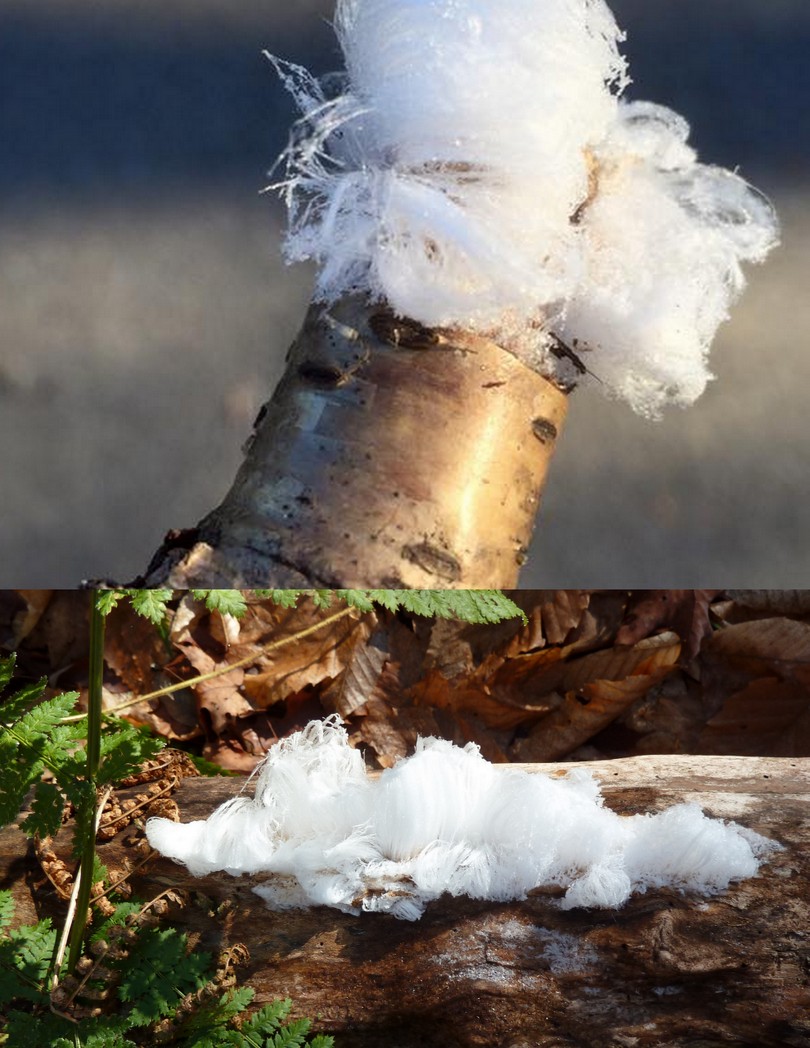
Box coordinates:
[139,298,569,588]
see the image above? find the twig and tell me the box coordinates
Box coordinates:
[61,604,359,722]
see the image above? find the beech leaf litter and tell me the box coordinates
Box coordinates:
[3,590,810,772]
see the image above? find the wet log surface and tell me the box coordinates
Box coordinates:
[3,756,809,1047]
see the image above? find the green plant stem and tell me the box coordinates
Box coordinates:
[66,592,105,971]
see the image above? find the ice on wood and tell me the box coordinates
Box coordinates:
[146,717,776,921]
[268,0,778,417]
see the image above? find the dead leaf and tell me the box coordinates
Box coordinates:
[508,590,591,652]
[704,618,810,687]
[2,590,54,649]
[511,634,681,761]
[321,633,390,719]
[617,590,718,663]
[409,668,562,731]
[698,677,810,756]
[724,591,810,616]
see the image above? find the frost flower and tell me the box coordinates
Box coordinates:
[269,0,778,417]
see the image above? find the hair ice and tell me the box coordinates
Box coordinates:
[146,717,777,921]
[268,0,777,417]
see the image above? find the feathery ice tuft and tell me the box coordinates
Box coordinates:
[146,717,777,921]
[267,0,778,418]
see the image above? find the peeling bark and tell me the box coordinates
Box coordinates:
[139,298,569,588]
[3,756,808,1047]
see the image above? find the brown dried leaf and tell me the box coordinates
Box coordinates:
[408,668,561,731]
[322,635,390,719]
[504,590,591,653]
[698,677,810,756]
[511,635,681,762]
[354,700,455,768]
[2,590,54,648]
[617,590,718,663]
[492,631,681,699]
[704,618,810,687]
[172,598,373,722]
[724,591,810,616]
[560,591,630,656]
[621,675,709,755]
[104,605,166,697]
[424,617,476,679]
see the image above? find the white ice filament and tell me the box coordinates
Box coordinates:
[267,0,778,417]
[146,717,777,921]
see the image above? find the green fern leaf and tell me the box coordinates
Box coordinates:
[0,673,49,728]
[9,692,80,747]
[96,720,165,786]
[310,591,334,610]
[268,1017,314,1046]
[127,589,174,625]
[359,590,401,613]
[307,1037,335,1048]
[0,652,16,692]
[191,591,249,619]
[178,987,255,1047]
[0,692,80,828]
[52,1020,136,1048]
[19,780,65,838]
[118,926,210,1026]
[391,589,527,625]
[0,760,42,828]
[262,590,305,608]
[0,890,14,932]
[334,590,375,613]
[243,997,293,1031]
[389,590,437,617]
[95,591,125,617]
[0,918,56,1004]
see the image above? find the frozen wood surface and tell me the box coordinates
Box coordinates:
[3,755,809,1047]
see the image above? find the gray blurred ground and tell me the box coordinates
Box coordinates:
[0,0,808,587]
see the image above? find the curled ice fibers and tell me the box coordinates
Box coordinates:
[146,717,778,921]
[268,0,778,417]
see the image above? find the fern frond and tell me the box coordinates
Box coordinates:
[0,691,81,828]
[334,590,375,613]
[19,780,65,838]
[95,591,125,616]
[391,589,526,624]
[359,590,401,612]
[127,590,175,625]
[52,1020,136,1048]
[8,692,80,747]
[257,590,306,608]
[0,652,15,693]
[0,891,14,932]
[177,987,256,1047]
[0,918,55,1005]
[118,926,210,1026]
[191,591,249,619]
[0,668,49,728]
[96,720,165,786]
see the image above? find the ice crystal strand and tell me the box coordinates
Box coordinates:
[271,0,778,417]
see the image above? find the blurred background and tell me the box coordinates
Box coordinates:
[1,0,808,587]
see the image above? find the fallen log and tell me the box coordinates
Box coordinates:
[3,755,809,1047]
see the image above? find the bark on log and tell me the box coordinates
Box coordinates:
[138,298,569,589]
[3,756,808,1047]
